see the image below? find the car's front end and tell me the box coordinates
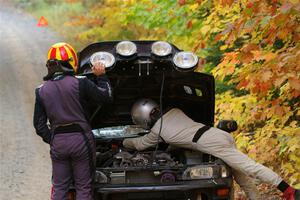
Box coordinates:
[75,40,233,200]
[92,126,232,200]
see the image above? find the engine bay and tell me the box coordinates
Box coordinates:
[95,140,186,170]
[93,125,204,169]
[93,126,223,185]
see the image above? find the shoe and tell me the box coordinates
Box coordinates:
[295,189,300,200]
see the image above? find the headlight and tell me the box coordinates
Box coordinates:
[220,165,229,178]
[151,41,172,56]
[116,41,137,56]
[182,166,214,180]
[94,171,108,183]
[90,52,115,69]
[173,52,198,70]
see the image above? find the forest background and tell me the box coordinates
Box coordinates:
[15,0,300,194]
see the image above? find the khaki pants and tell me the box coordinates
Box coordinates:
[195,127,282,200]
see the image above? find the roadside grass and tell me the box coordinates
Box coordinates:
[14,0,87,50]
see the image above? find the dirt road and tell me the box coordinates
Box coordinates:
[0,3,60,200]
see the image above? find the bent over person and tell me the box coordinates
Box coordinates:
[33,42,113,200]
[123,99,299,200]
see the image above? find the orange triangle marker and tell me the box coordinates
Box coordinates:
[37,16,48,27]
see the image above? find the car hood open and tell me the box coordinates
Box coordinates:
[78,41,215,129]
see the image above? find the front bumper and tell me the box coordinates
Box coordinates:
[96,178,232,193]
[94,177,232,200]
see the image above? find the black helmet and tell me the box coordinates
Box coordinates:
[131,99,160,129]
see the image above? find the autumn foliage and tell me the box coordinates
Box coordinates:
[22,0,300,188]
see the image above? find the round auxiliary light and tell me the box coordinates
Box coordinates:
[90,51,115,69]
[116,41,137,56]
[173,52,198,70]
[151,41,172,56]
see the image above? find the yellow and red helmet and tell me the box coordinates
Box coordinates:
[47,42,78,73]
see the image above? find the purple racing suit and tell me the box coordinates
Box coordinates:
[33,74,113,200]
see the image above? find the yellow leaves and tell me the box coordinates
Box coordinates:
[209,0,300,186]
[189,3,199,11]
[35,0,300,186]
[216,87,299,184]
[282,163,295,174]
[286,135,300,151]
[289,121,298,128]
[106,0,138,5]
[289,0,300,4]
[200,25,211,35]
[234,133,250,152]
[219,44,228,50]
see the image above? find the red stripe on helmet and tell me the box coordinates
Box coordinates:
[65,44,78,68]
[59,46,68,61]
[49,48,57,59]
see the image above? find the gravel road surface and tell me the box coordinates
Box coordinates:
[0,2,60,200]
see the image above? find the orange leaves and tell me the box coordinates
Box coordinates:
[192,41,206,52]
[251,79,273,95]
[289,77,300,91]
[264,52,277,62]
[219,0,235,7]
[186,20,193,29]
[214,52,239,79]
[277,28,290,40]
[241,43,259,52]
[272,104,289,117]
[273,13,291,30]
[261,70,273,82]
[274,76,287,87]
[207,0,300,186]
[214,33,223,42]
[239,43,258,63]
[251,50,277,63]
[251,50,262,61]
[239,51,253,63]
[223,52,240,65]
[178,0,185,6]
[246,2,254,8]
[280,2,294,13]
[237,79,249,89]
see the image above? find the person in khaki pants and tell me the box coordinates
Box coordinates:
[123,99,299,200]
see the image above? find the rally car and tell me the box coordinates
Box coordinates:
[71,41,237,200]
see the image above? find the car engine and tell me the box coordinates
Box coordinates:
[112,151,177,168]
[93,126,220,185]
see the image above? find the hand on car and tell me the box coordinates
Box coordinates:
[92,62,106,76]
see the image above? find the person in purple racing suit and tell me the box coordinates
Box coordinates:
[33,42,113,200]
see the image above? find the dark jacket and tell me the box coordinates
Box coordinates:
[33,75,113,144]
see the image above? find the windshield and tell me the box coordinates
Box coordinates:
[92,125,149,139]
